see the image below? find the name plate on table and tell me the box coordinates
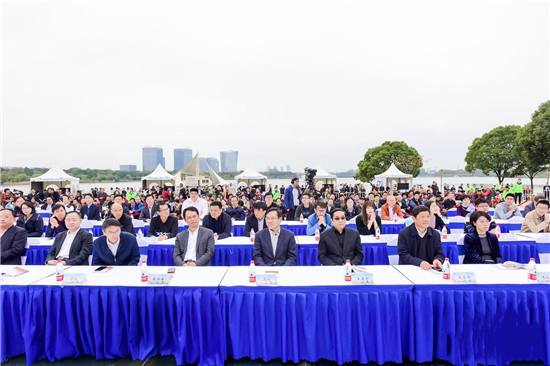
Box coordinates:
[352,272,374,285]
[443,234,462,241]
[537,272,550,284]
[148,274,171,285]
[63,273,87,285]
[452,272,476,284]
[142,237,158,244]
[500,233,518,241]
[256,273,278,286]
[27,238,41,245]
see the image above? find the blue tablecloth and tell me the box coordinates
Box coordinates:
[297,243,390,266]
[220,284,415,364]
[232,226,245,237]
[146,245,254,266]
[413,284,550,366]
[24,246,50,265]
[442,243,459,264]
[498,240,540,263]
[23,285,225,366]
[449,222,511,233]
[0,285,27,361]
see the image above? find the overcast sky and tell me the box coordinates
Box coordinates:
[2,1,548,173]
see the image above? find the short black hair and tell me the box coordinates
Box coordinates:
[84,192,93,198]
[190,188,199,193]
[411,205,430,217]
[536,199,550,207]
[156,201,169,211]
[114,194,124,200]
[505,193,515,199]
[266,207,282,219]
[145,194,153,200]
[264,192,273,198]
[102,218,121,230]
[210,201,222,209]
[66,211,81,218]
[301,193,310,199]
[51,204,66,213]
[253,202,268,211]
[469,211,492,226]
[183,206,199,218]
[475,198,489,206]
[291,177,299,184]
[461,195,471,201]
[330,208,346,219]
[315,201,327,209]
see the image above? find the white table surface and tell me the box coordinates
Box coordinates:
[1,265,58,285]
[394,264,548,285]
[31,266,230,287]
[220,265,412,287]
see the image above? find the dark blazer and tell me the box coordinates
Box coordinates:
[430,215,446,232]
[16,213,44,237]
[244,215,266,237]
[92,232,141,266]
[45,217,68,238]
[45,229,93,265]
[148,215,178,239]
[397,224,445,266]
[173,227,215,266]
[138,204,157,220]
[318,227,364,266]
[253,227,297,266]
[226,206,246,220]
[344,205,361,220]
[0,226,27,265]
[80,204,101,221]
[355,215,382,236]
[202,212,232,239]
[463,231,503,264]
[116,214,135,236]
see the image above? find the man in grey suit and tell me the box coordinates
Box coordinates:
[253,208,297,266]
[173,206,215,266]
[138,194,157,221]
[318,208,364,266]
[45,211,94,266]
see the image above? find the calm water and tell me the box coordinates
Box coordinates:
[3,176,549,194]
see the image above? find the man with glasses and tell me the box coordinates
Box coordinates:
[148,201,178,241]
[180,188,209,219]
[318,208,364,266]
[307,201,333,236]
[93,218,141,266]
[464,198,496,233]
[253,208,297,266]
[45,211,93,265]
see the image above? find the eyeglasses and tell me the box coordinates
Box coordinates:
[333,216,346,221]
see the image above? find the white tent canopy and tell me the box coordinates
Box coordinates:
[374,163,413,190]
[30,166,80,193]
[234,166,267,187]
[141,164,175,188]
[313,165,337,187]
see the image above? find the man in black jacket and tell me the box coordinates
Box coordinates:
[148,201,178,241]
[397,205,445,270]
[80,193,101,221]
[45,211,93,265]
[202,201,232,239]
[318,208,364,266]
[108,203,135,235]
[0,209,27,264]
[244,202,267,237]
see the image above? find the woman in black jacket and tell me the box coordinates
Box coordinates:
[356,202,382,235]
[16,201,44,237]
[344,198,361,220]
[425,201,446,232]
[463,211,503,264]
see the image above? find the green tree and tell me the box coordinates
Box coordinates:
[464,125,521,185]
[355,141,423,183]
[516,101,550,190]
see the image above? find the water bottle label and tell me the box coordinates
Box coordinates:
[345,275,352,282]
[442,234,447,239]
[249,275,256,283]
[528,273,537,281]
[56,274,64,281]
[250,237,254,243]
[443,273,451,280]
[141,275,148,282]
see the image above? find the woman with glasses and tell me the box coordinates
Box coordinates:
[463,211,503,264]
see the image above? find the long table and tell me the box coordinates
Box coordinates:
[2,264,548,366]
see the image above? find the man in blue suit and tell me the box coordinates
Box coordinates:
[284,178,301,221]
[307,201,333,236]
[253,208,297,266]
[93,219,141,266]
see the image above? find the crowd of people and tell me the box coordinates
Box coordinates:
[1,178,549,271]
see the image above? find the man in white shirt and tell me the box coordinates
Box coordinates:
[180,188,209,219]
[173,206,215,266]
[45,211,93,266]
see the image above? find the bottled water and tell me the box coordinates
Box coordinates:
[56,261,64,283]
[442,258,451,280]
[315,228,320,241]
[441,226,448,239]
[141,260,148,283]
[250,228,255,243]
[137,229,144,238]
[344,259,352,282]
[375,227,381,240]
[527,258,537,282]
[249,260,256,283]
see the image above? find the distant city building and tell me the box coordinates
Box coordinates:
[199,157,220,172]
[280,166,284,172]
[266,166,271,171]
[286,165,291,172]
[142,146,164,171]
[120,165,137,172]
[174,148,193,171]
[220,150,238,172]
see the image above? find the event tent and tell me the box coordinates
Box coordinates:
[234,167,267,188]
[313,166,337,187]
[141,164,175,189]
[30,166,80,193]
[373,163,413,190]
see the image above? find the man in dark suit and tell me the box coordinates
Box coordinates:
[106,195,131,217]
[202,201,232,240]
[253,208,297,266]
[41,197,54,212]
[138,194,157,221]
[108,203,135,235]
[397,205,445,270]
[173,207,215,266]
[45,204,68,237]
[244,201,267,237]
[318,208,364,266]
[45,211,93,265]
[93,219,141,266]
[0,209,27,264]
[80,193,101,221]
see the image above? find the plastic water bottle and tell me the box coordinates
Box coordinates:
[442,258,451,280]
[250,228,255,243]
[344,259,352,282]
[56,261,64,283]
[141,260,148,283]
[495,225,501,239]
[84,214,88,220]
[441,226,448,239]
[527,258,537,282]
[88,229,93,234]
[393,213,398,222]
[375,227,381,240]
[249,260,256,283]
[137,229,144,239]
[315,228,320,241]
[300,213,304,223]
